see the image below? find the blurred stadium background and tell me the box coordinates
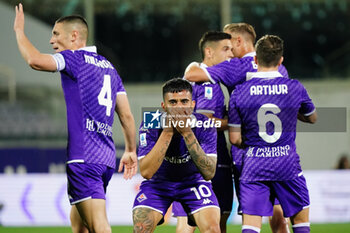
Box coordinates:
[0,0,349,231]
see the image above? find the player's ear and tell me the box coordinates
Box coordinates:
[278,56,284,66]
[191,100,196,110]
[205,47,211,58]
[254,56,258,65]
[71,30,78,42]
[161,102,165,110]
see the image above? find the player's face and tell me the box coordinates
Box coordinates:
[50,22,71,53]
[162,90,195,115]
[211,39,234,65]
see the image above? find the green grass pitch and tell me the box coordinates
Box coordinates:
[1,223,349,233]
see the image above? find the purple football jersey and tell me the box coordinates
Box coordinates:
[138,113,217,182]
[228,71,315,181]
[58,46,126,168]
[192,81,230,166]
[205,52,289,94]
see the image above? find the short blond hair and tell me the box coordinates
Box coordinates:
[223,23,256,44]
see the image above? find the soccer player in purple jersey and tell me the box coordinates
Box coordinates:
[173,31,233,233]
[133,78,220,233]
[228,35,317,233]
[185,22,291,233]
[14,4,137,233]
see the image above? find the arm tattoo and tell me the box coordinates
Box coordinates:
[133,208,157,233]
[184,133,216,180]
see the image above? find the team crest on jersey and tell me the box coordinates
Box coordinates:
[140,133,147,147]
[137,193,147,203]
[204,86,213,100]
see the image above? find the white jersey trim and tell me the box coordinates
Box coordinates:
[132,205,164,215]
[201,66,216,84]
[292,222,310,228]
[242,225,261,233]
[66,159,85,164]
[117,91,127,95]
[243,51,256,58]
[138,155,146,160]
[303,108,316,116]
[78,46,97,53]
[51,53,65,72]
[206,153,217,157]
[190,205,220,215]
[196,109,215,114]
[71,196,92,205]
[228,123,241,128]
[298,171,303,177]
[250,71,283,80]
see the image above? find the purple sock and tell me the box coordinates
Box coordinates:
[292,223,310,233]
[242,225,260,233]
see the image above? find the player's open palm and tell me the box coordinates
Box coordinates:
[14,3,25,32]
[118,151,138,180]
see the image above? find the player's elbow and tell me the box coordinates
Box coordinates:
[203,171,215,181]
[140,169,153,180]
[27,58,43,71]
[229,136,241,147]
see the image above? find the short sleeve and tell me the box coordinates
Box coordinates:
[228,90,241,127]
[198,125,217,157]
[137,123,158,160]
[195,83,218,114]
[59,50,81,78]
[206,59,233,85]
[115,74,126,95]
[298,84,315,116]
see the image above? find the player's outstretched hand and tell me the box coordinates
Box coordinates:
[118,151,138,180]
[14,3,25,32]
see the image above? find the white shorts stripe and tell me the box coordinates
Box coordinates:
[66,159,84,164]
[292,222,310,228]
[71,196,92,205]
[190,205,220,215]
[242,225,261,233]
[132,205,164,215]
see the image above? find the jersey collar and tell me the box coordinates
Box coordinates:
[77,46,97,53]
[248,71,283,80]
[242,51,256,58]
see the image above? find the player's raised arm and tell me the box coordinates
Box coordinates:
[115,94,138,180]
[172,107,217,180]
[14,4,56,72]
[184,62,210,83]
[139,129,174,180]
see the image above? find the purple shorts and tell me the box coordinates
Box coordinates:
[133,179,219,225]
[172,166,233,217]
[66,163,114,205]
[172,201,186,217]
[239,175,310,217]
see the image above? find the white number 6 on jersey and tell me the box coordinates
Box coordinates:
[257,103,282,143]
